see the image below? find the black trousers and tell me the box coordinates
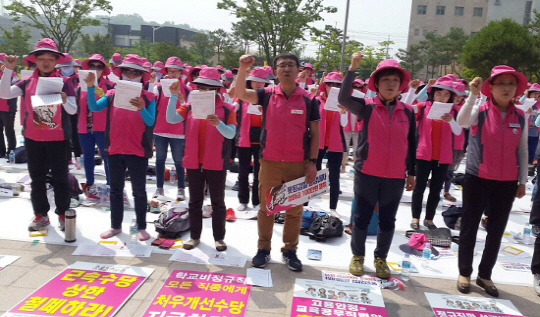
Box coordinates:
[187,168,227,241]
[530,162,540,226]
[70,114,82,157]
[412,159,449,220]
[458,173,517,279]
[25,138,70,216]
[108,154,148,230]
[237,145,260,206]
[532,235,540,274]
[316,148,343,210]
[0,111,16,157]
[351,172,405,258]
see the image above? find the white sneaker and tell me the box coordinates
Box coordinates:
[153,188,164,199]
[237,203,248,211]
[252,204,260,211]
[329,209,341,218]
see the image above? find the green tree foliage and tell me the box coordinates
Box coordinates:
[80,33,114,59]
[5,0,113,52]
[209,29,232,64]
[461,19,539,78]
[312,25,364,72]
[356,44,388,80]
[151,41,194,64]
[218,0,336,65]
[190,33,216,65]
[395,44,424,79]
[0,26,32,58]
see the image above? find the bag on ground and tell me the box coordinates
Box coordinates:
[154,207,190,238]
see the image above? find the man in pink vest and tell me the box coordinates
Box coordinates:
[235,53,320,271]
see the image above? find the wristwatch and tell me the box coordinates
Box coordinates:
[308,158,317,164]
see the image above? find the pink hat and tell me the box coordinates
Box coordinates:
[302,63,314,74]
[364,78,370,85]
[73,59,81,67]
[246,67,271,84]
[55,53,78,68]
[262,65,276,80]
[216,65,224,73]
[528,82,533,88]
[428,75,456,94]
[481,65,527,98]
[529,83,540,92]
[193,67,224,87]
[160,56,185,75]
[27,38,65,64]
[143,61,152,69]
[353,79,364,86]
[109,53,122,64]
[318,71,343,95]
[368,59,411,92]
[82,54,111,76]
[445,74,458,82]
[399,233,439,257]
[453,82,467,96]
[222,70,234,80]
[188,65,206,83]
[151,61,164,71]
[112,54,151,82]
[0,53,6,64]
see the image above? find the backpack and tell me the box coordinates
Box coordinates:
[308,215,344,242]
[45,173,82,200]
[154,207,190,238]
[452,173,465,186]
[442,205,463,230]
[301,209,327,228]
[14,146,27,163]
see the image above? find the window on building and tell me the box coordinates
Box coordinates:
[524,1,533,24]
[414,29,419,35]
[473,7,483,17]
[436,6,446,15]
[417,5,427,15]
[455,6,464,16]
[423,29,428,35]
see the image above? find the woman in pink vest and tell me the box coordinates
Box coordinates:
[338,53,416,279]
[235,67,270,212]
[0,53,19,159]
[83,54,157,241]
[77,54,115,199]
[166,67,237,252]
[316,71,347,213]
[296,63,315,89]
[150,56,191,201]
[456,66,528,297]
[411,75,462,230]
[0,39,78,232]
[342,79,364,172]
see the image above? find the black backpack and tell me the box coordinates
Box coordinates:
[442,205,463,230]
[154,207,190,238]
[452,173,465,186]
[14,146,27,163]
[308,215,344,242]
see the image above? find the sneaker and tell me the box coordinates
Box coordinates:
[215,240,227,251]
[534,273,540,296]
[252,204,260,211]
[374,257,391,279]
[444,192,457,202]
[85,184,100,200]
[226,208,236,222]
[28,215,50,231]
[282,250,303,271]
[232,181,239,191]
[237,203,248,211]
[58,215,66,232]
[349,255,364,276]
[532,224,540,238]
[252,249,271,268]
[177,188,186,201]
[100,228,122,239]
[183,239,200,250]
[153,188,164,199]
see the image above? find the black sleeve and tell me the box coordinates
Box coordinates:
[338,70,368,119]
[15,79,30,96]
[62,78,76,97]
[256,88,266,107]
[406,109,417,176]
[309,97,321,122]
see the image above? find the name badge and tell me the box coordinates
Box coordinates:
[509,123,520,128]
[291,109,304,115]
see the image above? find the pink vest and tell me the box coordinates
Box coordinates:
[360,97,414,179]
[78,78,115,133]
[344,111,362,132]
[451,104,465,150]
[237,100,260,148]
[416,102,454,164]
[260,85,315,162]
[183,99,234,170]
[317,96,345,152]
[106,89,156,158]
[153,83,189,135]
[467,102,524,181]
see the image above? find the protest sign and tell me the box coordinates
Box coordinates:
[322,270,405,291]
[425,292,523,317]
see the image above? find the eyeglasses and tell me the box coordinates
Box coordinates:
[197,85,219,92]
[88,64,104,70]
[121,68,143,76]
[326,82,341,88]
[276,63,297,69]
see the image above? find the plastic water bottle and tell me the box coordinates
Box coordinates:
[523,222,532,244]
[8,150,15,164]
[99,185,107,204]
[129,218,138,246]
[401,253,411,281]
[422,242,432,268]
[79,154,84,169]
[170,166,177,185]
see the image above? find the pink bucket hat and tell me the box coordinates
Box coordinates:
[368,59,411,92]
[399,233,439,257]
[216,65,225,73]
[453,82,468,96]
[319,71,343,95]
[353,79,364,86]
[481,65,527,98]
[428,75,456,94]
[73,59,81,67]
[160,56,185,74]
[109,53,122,65]
[529,83,540,92]
[188,65,206,83]
[112,54,151,82]
[262,65,276,80]
[56,53,78,68]
[222,70,234,81]
[193,67,224,87]
[246,67,271,84]
[152,61,164,71]
[302,63,314,74]
[82,54,111,76]
[27,38,66,64]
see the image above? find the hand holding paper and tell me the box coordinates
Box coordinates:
[113,80,142,111]
[426,102,453,120]
[79,70,98,91]
[160,79,179,97]
[31,94,63,108]
[516,98,537,112]
[324,87,341,111]
[190,90,215,119]
[247,103,262,115]
[36,77,64,95]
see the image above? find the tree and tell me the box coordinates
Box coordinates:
[5,0,112,53]
[218,0,337,65]
[190,33,215,65]
[461,19,540,78]
[0,26,32,58]
[151,41,194,64]
[135,40,155,61]
[395,44,424,79]
[209,29,233,64]
[80,33,114,59]
[312,25,363,72]
[356,45,387,80]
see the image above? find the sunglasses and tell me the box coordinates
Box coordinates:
[121,68,143,76]
[88,64,104,70]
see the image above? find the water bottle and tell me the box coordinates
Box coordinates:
[8,150,15,164]
[422,242,432,268]
[401,253,411,281]
[99,185,107,204]
[523,222,532,244]
[170,166,177,185]
[129,218,138,245]
[79,154,84,167]
[64,209,77,243]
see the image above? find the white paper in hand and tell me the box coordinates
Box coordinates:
[516,98,537,112]
[78,70,98,92]
[159,79,179,97]
[190,90,215,119]
[35,77,64,95]
[107,73,119,83]
[113,80,142,111]
[426,102,453,120]
[324,87,341,111]
[31,94,63,108]
[247,104,262,115]
[352,89,365,98]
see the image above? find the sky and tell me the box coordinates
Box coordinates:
[98,0,413,58]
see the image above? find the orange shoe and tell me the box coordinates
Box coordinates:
[226,208,236,222]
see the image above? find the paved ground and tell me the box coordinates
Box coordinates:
[0,239,538,317]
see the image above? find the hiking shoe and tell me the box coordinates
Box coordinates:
[534,273,540,296]
[215,240,227,251]
[444,192,457,202]
[85,184,100,200]
[252,249,271,268]
[232,181,239,191]
[183,239,200,250]
[58,215,66,232]
[532,224,540,238]
[177,188,185,201]
[374,257,391,279]
[28,215,50,231]
[252,204,260,211]
[153,188,164,199]
[226,208,236,222]
[349,255,364,276]
[237,203,248,211]
[282,250,303,271]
